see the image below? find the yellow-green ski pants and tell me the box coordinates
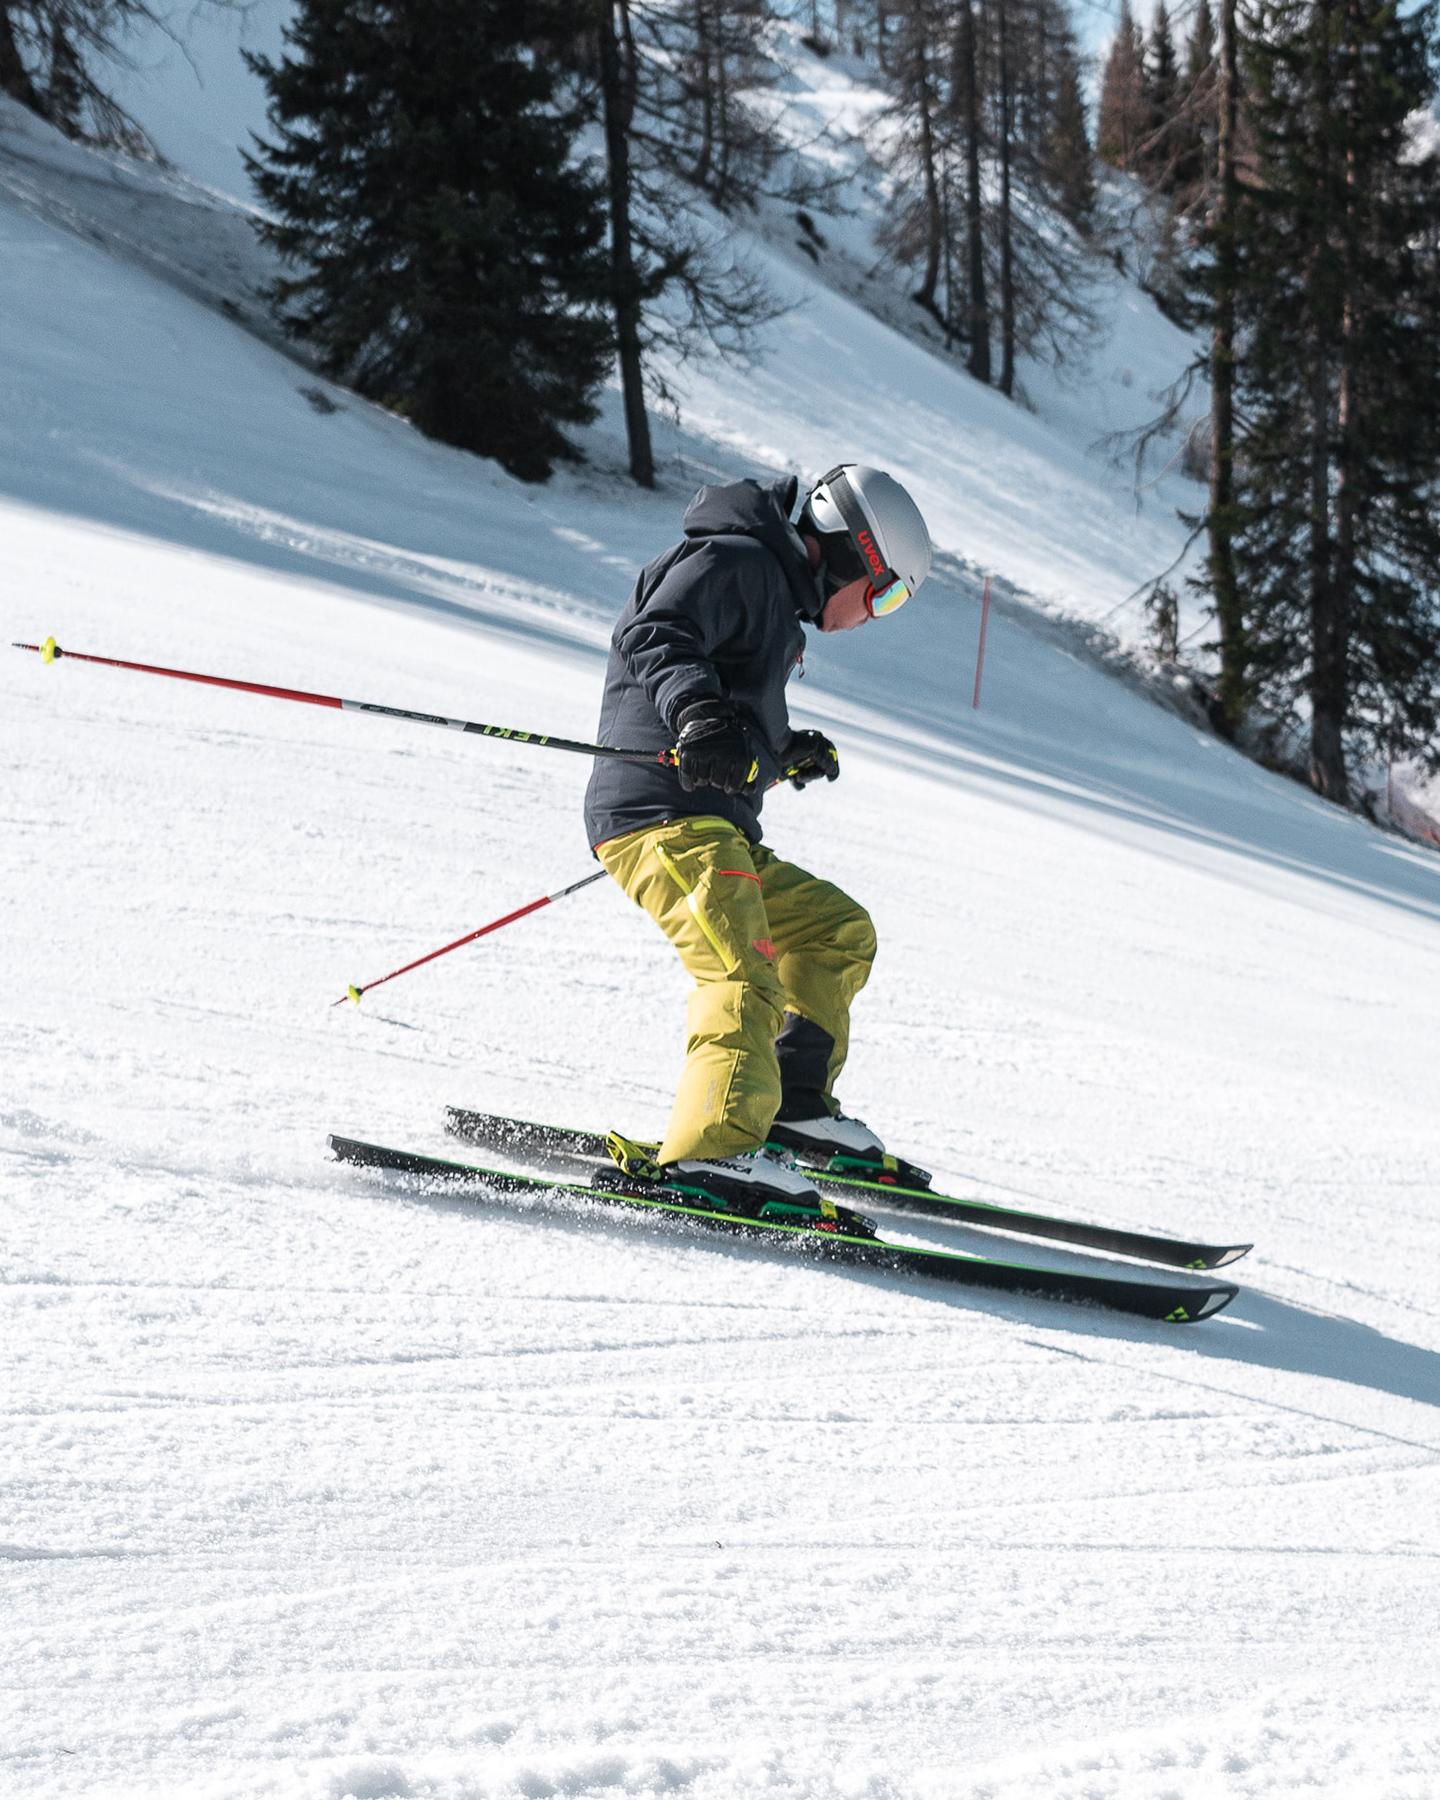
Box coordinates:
[597,815,876,1165]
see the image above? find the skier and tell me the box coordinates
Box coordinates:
[584,465,933,1208]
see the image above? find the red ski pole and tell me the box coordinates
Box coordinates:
[19,638,837,1008]
[334,870,608,1006]
[13,637,677,768]
[336,749,820,1007]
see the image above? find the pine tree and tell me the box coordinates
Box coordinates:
[0,5,43,113]
[878,0,951,327]
[595,0,657,487]
[1097,1,1147,172]
[1044,40,1096,232]
[1140,0,1180,189]
[1203,0,1246,733]
[1228,0,1440,796]
[874,0,1098,384]
[1171,0,1218,214]
[1159,0,1246,730]
[682,0,778,211]
[45,12,83,134]
[245,0,613,484]
[0,1,158,149]
[956,0,991,380]
[994,0,1017,392]
[985,0,1100,384]
[589,0,813,485]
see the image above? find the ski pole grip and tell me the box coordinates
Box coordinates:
[659,746,759,781]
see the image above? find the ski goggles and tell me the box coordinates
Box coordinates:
[864,571,912,618]
[816,465,913,618]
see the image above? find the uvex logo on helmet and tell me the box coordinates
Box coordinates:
[856,528,886,580]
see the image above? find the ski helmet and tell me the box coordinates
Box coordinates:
[799,465,932,617]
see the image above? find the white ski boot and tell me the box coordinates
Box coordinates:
[766,1112,933,1189]
[767,1111,886,1160]
[667,1146,827,1205]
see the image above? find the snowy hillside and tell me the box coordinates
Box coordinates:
[4,38,1440,1800]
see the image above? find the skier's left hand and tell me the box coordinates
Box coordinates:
[784,730,839,790]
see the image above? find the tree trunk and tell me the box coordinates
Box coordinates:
[47,16,83,135]
[958,0,990,381]
[0,4,43,114]
[1032,0,1049,154]
[1306,322,1344,794]
[996,0,1015,396]
[1311,0,1353,802]
[714,19,731,206]
[1207,0,1245,735]
[914,32,943,320]
[692,0,714,191]
[941,163,957,349]
[599,0,655,488]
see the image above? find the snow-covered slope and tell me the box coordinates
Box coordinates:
[3,60,1440,1800]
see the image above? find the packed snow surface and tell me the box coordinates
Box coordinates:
[3,59,1440,1800]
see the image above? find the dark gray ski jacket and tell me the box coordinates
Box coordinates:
[583,476,822,850]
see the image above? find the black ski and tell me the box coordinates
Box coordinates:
[442,1107,1251,1272]
[329,1134,1238,1323]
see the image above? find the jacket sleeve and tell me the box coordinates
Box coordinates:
[612,542,759,734]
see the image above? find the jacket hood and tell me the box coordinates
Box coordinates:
[683,476,825,620]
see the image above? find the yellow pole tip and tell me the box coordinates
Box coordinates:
[41,637,58,664]
[347,985,363,1005]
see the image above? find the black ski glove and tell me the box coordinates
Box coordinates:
[784,729,840,790]
[674,698,757,795]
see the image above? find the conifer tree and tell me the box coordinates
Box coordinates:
[1227,0,1440,795]
[956,0,990,380]
[0,5,42,113]
[1045,40,1096,231]
[1203,0,1245,731]
[590,0,812,485]
[1132,0,1197,319]
[0,0,159,149]
[1171,0,1217,213]
[985,0,1100,383]
[994,0,1017,391]
[1140,1,1179,189]
[1097,1,1147,172]
[874,0,1098,384]
[879,0,952,327]
[681,0,779,210]
[245,0,613,484]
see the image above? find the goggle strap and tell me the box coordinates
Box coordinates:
[820,467,902,598]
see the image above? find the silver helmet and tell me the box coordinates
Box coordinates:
[800,464,933,610]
